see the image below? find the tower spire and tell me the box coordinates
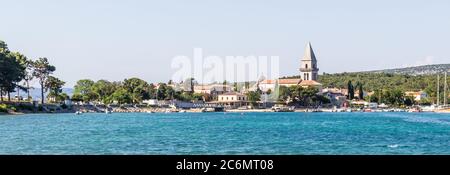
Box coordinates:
[300,42,319,81]
[302,42,317,61]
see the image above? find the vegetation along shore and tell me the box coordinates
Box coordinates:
[1,39,449,115]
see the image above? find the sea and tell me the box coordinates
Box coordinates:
[0,112,449,155]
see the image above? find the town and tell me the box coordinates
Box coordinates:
[1,40,449,114]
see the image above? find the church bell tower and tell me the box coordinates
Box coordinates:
[300,42,319,81]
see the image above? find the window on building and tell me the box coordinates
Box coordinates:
[305,64,308,69]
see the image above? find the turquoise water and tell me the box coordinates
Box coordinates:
[0,112,449,155]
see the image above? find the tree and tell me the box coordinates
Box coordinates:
[73,79,96,102]
[45,76,65,103]
[92,80,117,104]
[222,80,228,92]
[357,82,364,100]
[278,86,291,103]
[148,84,157,99]
[157,83,167,100]
[111,88,131,105]
[32,57,56,104]
[0,46,27,101]
[347,80,355,100]
[11,52,29,101]
[247,91,261,107]
[123,78,150,104]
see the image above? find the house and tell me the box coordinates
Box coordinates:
[322,88,347,107]
[257,78,302,92]
[194,84,232,95]
[405,91,428,101]
[299,80,322,91]
[216,92,248,108]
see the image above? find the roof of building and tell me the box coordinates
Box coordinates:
[194,84,232,91]
[260,79,302,85]
[405,91,427,95]
[302,42,317,61]
[299,80,322,86]
[220,92,245,96]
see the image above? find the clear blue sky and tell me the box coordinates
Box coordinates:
[1,0,449,87]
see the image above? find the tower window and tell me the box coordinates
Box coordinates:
[305,64,308,69]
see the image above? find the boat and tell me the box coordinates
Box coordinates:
[75,111,83,115]
[407,107,422,113]
[271,105,295,112]
[105,109,112,114]
[363,108,373,112]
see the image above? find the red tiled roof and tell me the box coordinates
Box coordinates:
[299,80,322,86]
[260,79,301,85]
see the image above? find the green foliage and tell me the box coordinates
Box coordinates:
[319,72,447,93]
[32,57,56,104]
[0,103,7,112]
[247,91,261,106]
[277,85,330,107]
[347,80,355,100]
[0,51,27,101]
[123,78,150,104]
[73,79,97,102]
[45,76,65,103]
[316,72,450,106]
[111,88,132,104]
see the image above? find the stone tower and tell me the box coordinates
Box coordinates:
[300,42,319,81]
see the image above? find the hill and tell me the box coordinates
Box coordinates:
[362,64,450,75]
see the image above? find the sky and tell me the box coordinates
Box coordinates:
[1,0,450,87]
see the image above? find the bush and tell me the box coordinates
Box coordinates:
[9,107,17,112]
[0,104,7,113]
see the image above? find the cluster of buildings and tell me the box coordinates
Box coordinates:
[150,42,324,109]
[148,42,434,110]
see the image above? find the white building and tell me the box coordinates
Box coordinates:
[405,91,428,101]
[194,84,232,94]
[217,92,249,108]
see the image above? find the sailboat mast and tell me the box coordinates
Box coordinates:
[445,71,448,107]
[437,74,440,106]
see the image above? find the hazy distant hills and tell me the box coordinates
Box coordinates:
[10,88,74,100]
[362,64,450,75]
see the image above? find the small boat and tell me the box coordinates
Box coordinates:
[179,110,187,113]
[407,107,422,113]
[363,108,373,112]
[272,105,295,112]
[75,111,83,115]
[105,109,112,114]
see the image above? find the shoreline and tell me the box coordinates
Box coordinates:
[1,109,443,115]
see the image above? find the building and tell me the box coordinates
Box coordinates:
[322,88,347,107]
[300,42,319,81]
[257,78,302,92]
[405,91,428,101]
[217,92,248,108]
[193,84,232,94]
[256,42,322,92]
[299,80,322,90]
